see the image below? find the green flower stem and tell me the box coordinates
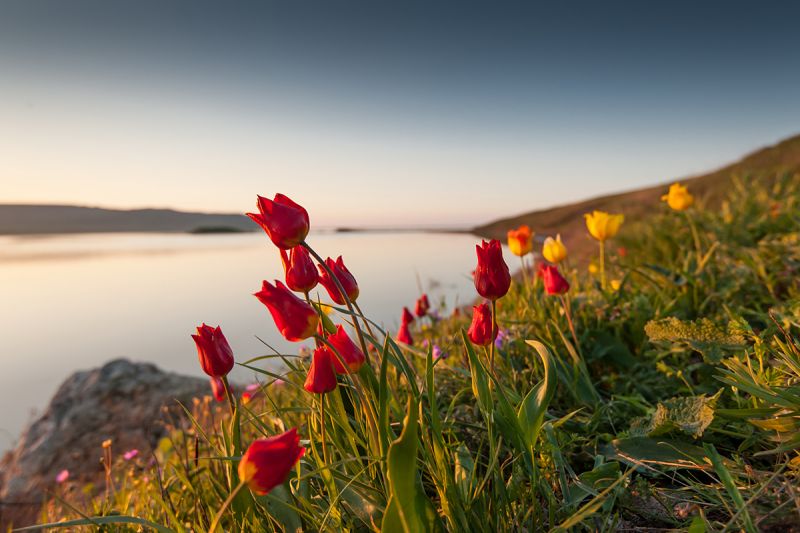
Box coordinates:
[490,299,498,376]
[599,240,606,290]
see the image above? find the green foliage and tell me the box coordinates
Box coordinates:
[38,173,800,532]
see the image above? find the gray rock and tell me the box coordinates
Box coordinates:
[0,359,211,528]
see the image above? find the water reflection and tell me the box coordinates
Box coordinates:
[0,231,480,450]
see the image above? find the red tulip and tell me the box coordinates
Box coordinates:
[209,377,226,402]
[238,428,305,496]
[401,306,415,325]
[396,321,413,345]
[541,265,570,295]
[279,246,318,293]
[318,256,359,304]
[246,194,310,249]
[327,325,365,374]
[414,294,430,317]
[467,303,496,346]
[191,324,235,378]
[254,280,319,341]
[304,346,338,394]
[474,239,511,300]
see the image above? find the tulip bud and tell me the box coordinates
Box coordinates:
[542,234,568,264]
[467,303,496,346]
[246,194,310,249]
[396,321,414,345]
[584,211,624,242]
[318,256,359,305]
[209,377,226,402]
[541,265,570,295]
[401,306,415,325]
[238,428,305,496]
[414,294,430,317]
[254,280,319,341]
[661,183,694,211]
[327,325,365,374]
[191,324,235,378]
[279,246,318,293]
[506,225,533,257]
[304,346,338,394]
[474,239,511,300]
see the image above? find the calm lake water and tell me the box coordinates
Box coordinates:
[0,231,482,450]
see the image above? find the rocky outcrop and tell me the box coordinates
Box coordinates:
[0,359,210,528]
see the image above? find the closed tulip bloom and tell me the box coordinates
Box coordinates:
[304,346,338,394]
[467,303,496,346]
[209,377,226,402]
[254,280,319,341]
[661,183,694,211]
[238,428,305,496]
[401,306,415,325]
[328,325,365,374]
[507,225,533,256]
[318,256,359,304]
[396,321,414,345]
[192,324,235,378]
[279,246,318,293]
[474,239,511,300]
[414,294,430,317]
[541,265,570,295]
[542,234,568,263]
[246,194,310,249]
[584,211,624,242]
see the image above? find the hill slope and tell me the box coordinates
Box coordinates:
[474,133,800,259]
[0,205,256,235]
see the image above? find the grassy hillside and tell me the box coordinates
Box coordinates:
[475,133,800,259]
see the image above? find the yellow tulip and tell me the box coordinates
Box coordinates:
[584,211,624,242]
[507,225,533,256]
[661,183,694,211]
[542,234,567,263]
[588,262,599,274]
[610,279,621,291]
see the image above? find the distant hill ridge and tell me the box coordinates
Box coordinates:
[474,133,800,258]
[0,204,255,235]
[3,134,799,238]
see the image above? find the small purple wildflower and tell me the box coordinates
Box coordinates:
[55,469,69,483]
[123,449,139,461]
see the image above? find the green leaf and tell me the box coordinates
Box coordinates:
[704,443,757,533]
[382,397,428,533]
[13,516,175,532]
[517,340,557,449]
[688,515,706,533]
[602,437,715,472]
[462,330,492,415]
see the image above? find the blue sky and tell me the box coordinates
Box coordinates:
[1,1,799,227]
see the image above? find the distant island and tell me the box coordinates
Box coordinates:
[0,205,257,235]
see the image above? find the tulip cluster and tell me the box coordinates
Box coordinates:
[191,192,380,499]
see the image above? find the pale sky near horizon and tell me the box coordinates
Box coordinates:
[2,1,799,227]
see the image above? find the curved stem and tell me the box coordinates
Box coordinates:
[490,299,497,376]
[599,240,606,291]
[208,480,246,532]
[684,210,703,272]
[320,394,328,464]
[560,294,580,356]
[221,375,236,416]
